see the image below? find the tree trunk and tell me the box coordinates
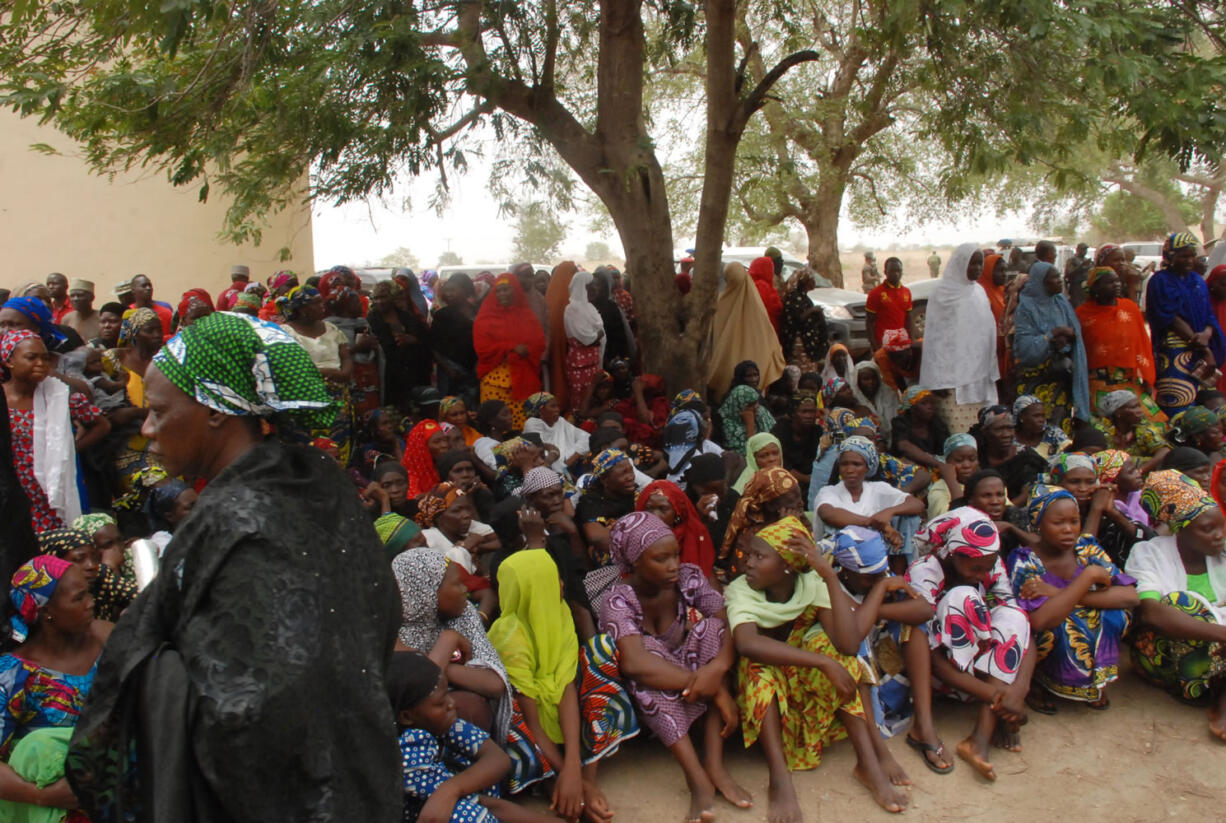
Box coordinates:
[801,172,848,287]
[1201,184,1221,243]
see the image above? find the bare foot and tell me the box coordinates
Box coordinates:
[706,764,752,809]
[956,738,996,781]
[685,790,716,823]
[582,780,614,823]
[991,722,1022,753]
[766,773,803,823]
[878,747,912,786]
[1209,705,1226,743]
[852,764,909,813]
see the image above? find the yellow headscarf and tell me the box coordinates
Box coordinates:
[486,550,579,743]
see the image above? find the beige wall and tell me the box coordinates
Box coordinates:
[0,109,313,305]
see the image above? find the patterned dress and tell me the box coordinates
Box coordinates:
[0,654,95,760]
[1008,539,1134,701]
[600,564,726,746]
[398,719,500,822]
[1093,417,1169,459]
[1130,593,1226,701]
[8,394,101,534]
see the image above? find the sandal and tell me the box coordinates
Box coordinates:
[1086,696,1110,711]
[1025,690,1058,715]
[905,733,954,774]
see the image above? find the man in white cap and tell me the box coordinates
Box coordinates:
[216,264,250,311]
[62,278,101,341]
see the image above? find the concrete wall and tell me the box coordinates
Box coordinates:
[0,109,313,305]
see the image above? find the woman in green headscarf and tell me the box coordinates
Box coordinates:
[489,549,638,821]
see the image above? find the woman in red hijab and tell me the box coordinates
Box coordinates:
[748,256,783,335]
[177,288,215,328]
[636,479,716,579]
[401,419,448,498]
[474,273,547,429]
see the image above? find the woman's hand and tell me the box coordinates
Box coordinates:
[878,524,903,550]
[1089,485,1115,514]
[713,687,740,738]
[434,629,471,664]
[683,662,725,703]
[519,505,548,547]
[551,764,585,821]
[1019,577,1060,600]
[817,656,858,703]
[1081,564,1113,589]
[417,789,459,823]
[882,576,920,600]
[38,778,79,809]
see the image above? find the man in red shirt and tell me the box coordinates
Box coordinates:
[864,256,915,348]
[46,272,71,323]
[216,264,250,311]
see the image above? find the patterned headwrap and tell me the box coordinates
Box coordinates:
[1012,394,1042,417]
[439,396,466,417]
[516,467,560,498]
[1,297,65,346]
[942,432,978,460]
[821,377,848,405]
[915,506,1001,559]
[1027,483,1077,529]
[824,408,864,443]
[979,404,1013,429]
[1045,452,1098,486]
[234,291,263,311]
[1,329,39,369]
[117,307,160,347]
[10,556,73,637]
[899,386,932,410]
[1094,243,1120,266]
[1164,231,1199,258]
[721,467,801,559]
[375,512,421,557]
[152,311,334,429]
[592,448,629,478]
[177,288,215,321]
[317,271,352,306]
[414,482,467,528]
[522,392,555,419]
[830,524,888,574]
[1142,469,1218,531]
[37,527,92,558]
[1097,389,1136,418]
[609,511,676,574]
[492,436,528,465]
[1094,449,1132,483]
[275,285,320,320]
[1085,267,1116,292]
[754,516,814,573]
[72,513,117,537]
[838,435,879,477]
[1169,406,1220,443]
[881,328,912,353]
[670,388,702,414]
[270,270,298,293]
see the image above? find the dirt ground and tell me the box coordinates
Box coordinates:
[522,651,1225,822]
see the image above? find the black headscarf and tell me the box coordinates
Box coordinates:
[385,650,442,714]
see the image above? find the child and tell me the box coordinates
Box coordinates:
[82,347,128,411]
[387,651,553,823]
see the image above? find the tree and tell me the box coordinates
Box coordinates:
[511,202,566,262]
[584,241,612,262]
[437,250,463,267]
[378,246,420,269]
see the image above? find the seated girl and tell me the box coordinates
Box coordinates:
[493,437,547,500]
[728,517,911,818]
[960,470,1037,557]
[0,557,111,820]
[403,419,451,498]
[356,407,404,483]
[1008,485,1138,712]
[1126,470,1226,742]
[720,467,806,580]
[364,462,416,520]
[928,434,980,520]
[1162,446,1213,491]
[731,433,784,493]
[1012,395,1071,458]
[889,387,950,471]
[523,392,591,477]
[71,512,125,582]
[37,527,136,623]
[393,549,512,738]
[663,406,724,488]
[1092,450,1154,567]
[489,549,639,822]
[415,484,500,622]
[436,450,497,522]
[637,480,718,583]
[440,396,482,447]
[685,455,738,560]
[387,650,553,823]
[905,508,1036,781]
[574,450,639,568]
[474,400,516,470]
[769,392,820,490]
[815,436,925,563]
[601,512,751,823]
[1166,406,1223,463]
[823,526,951,774]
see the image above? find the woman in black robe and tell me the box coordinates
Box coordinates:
[367,280,431,412]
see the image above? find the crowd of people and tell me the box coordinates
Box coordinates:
[0,233,1225,823]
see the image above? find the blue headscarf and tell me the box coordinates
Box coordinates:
[1013,262,1090,421]
[663,409,701,473]
[396,268,430,318]
[1026,482,1077,530]
[831,525,888,574]
[2,297,66,346]
[838,435,879,477]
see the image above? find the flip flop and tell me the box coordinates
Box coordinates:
[1025,690,1058,715]
[905,734,954,774]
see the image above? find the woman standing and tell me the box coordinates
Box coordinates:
[707,263,785,401]
[779,268,828,373]
[100,308,164,495]
[1013,262,1091,431]
[66,311,402,820]
[430,277,479,408]
[563,271,605,410]
[1075,267,1161,421]
[280,286,355,463]
[322,273,381,418]
[369,280,431,413]
[474,274,546,431]
[748,257,784,335]
[590,270,633,365]
[545,262,578,411]
[919,243,1000,431]
[1146,232,1225,416]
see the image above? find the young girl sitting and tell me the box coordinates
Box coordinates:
[387,650,554,823]
[727,517,911,819]
[601,511,751,823]
[905,507,1036,781]
[416,483,501,622]
[1008,485,1138,712]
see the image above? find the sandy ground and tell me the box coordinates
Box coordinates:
[519,650,1225,822]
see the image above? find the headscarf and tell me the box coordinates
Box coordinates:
[1098,389,1136,418]
[1,328,39,371]
[1012,394,1042,417]
[522,392,554,420]
[413,482,467,529]
[1147,235,1226,367]
[401,420,444,498]
[670,389,702,414]
[721,466,801,559]
[563,270,605,357]
[546,262,578,410]
[725,516,830,630]
[1095,449,1132,483]
[753,516,814,573]
[685,453,725,487]
[275,285,320,321]
[72,512,116,537]
[850,360,899,437]
[1165,232,1199,257]
[663,409,702,474]
[152,311,334,429]
[487,550,579,744]
[519,466,562,497]
[269,270,298,293]
[881,329,911,353]
[609,511,676,574]
[733,432,782,493]
[1168,406,1219,445]
[1141,469,1217,531]
[592,448,629,479]
[837,435,879,478]
[919,243,999,405]
[977,253,1006,321]
[473,274,547,400]
[636,480,715,575]
[234,291,263,312]
[1085,267,1115,293]
[1045,452,1097,486]
[831,525,889,574]
[1026,483,1078,529]
[10,555,73,637]
[117,307,160,347]
[1094,244,1121,266]
[899,386,932,411]
[374,512,421,557]
[37,526,92,558]
[146,478,190,532]
[707,262,785,398]
[978,404,1013,430]
[1161,446,1212,476]
[821,377,848,406]
[1,297,65,346]
[177,288,215,321]
[1013,261,1090,420]
[820,342,852,385]
[385,650,442,712]
[718,384,776,454]
[915,506,1001,559]
[1211,458,1226,512]
[747,257,783,333]
[942,432,977,460]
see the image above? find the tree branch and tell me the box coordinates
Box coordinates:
[736,49,823,127]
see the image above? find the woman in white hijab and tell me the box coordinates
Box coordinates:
[563,270,605,410]
[850,359,900,439]
[919,242,999,431]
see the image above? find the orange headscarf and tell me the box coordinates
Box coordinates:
[977,254,1005,322]
[1075,296,1156,385]
[545,261,577,409]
